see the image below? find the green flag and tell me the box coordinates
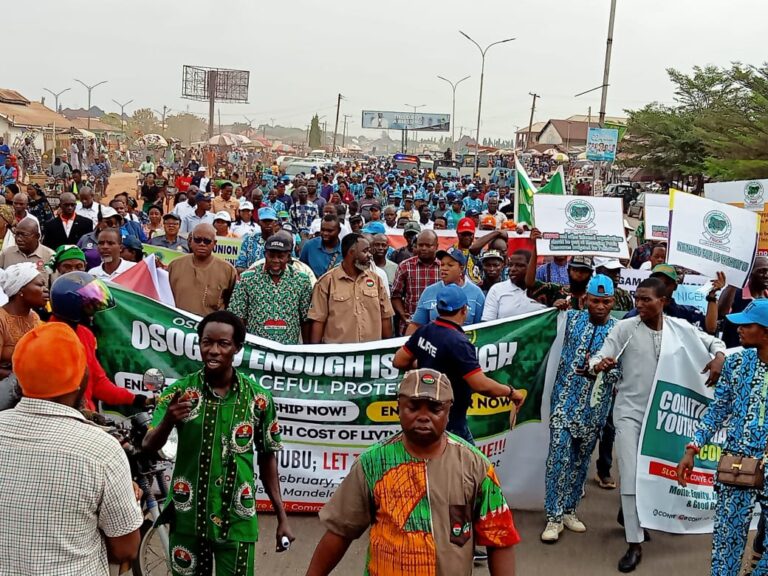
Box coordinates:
[515,158,537,225]
[538,166,566,195]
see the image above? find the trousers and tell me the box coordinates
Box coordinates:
[169,532,255,576]
[596,398,615,479]
[544,426,599,521]
[711,484,768,576]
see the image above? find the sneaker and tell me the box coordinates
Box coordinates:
[541,521,564,543]
[473,548,488,563]
[596,474,617,489]
[563,513,586,533]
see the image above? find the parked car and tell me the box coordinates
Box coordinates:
[604,182,639,211]
[627,193,645,218]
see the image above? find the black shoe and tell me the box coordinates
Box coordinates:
[617,507,624,527]
[473,548,488,563]
[618,545,642,573]
[643,530,651,542]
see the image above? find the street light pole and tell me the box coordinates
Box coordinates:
[74,79,108,130]
[599,0,618,125]
[460,31,515,175]
[112,99,133,137]
[437,75,470,151]
[43,87,71,160]
[404,103,425,153]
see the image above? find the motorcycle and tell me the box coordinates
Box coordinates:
[106,369,176,576]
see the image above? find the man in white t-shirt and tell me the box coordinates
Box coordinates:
[482,249,545,321]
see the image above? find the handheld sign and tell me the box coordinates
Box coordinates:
[644,193,670,241]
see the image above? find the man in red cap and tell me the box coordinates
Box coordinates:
[0,323,142,574]
[453,217,482,284]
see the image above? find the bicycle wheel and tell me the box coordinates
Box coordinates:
[133,521,171,576]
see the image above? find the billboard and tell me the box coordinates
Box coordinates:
[586,127,619,162]
[361,110,450,131]
[182,65,250,103]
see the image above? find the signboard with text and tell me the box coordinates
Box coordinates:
[705,178,768,255]
[644,193,670,241]
[361,110,450,131]
[586,127,619,162]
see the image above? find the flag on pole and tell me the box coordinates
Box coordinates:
[538,165,566,195]
[515,157,537,225]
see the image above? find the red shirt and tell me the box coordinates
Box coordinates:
[174,175,192,193]
[51,318,136,410]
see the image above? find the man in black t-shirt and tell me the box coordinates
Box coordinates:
[393,284,524,443]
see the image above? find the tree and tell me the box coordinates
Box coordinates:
[100,113,124,131]
[309,115,322,149]
[230,121,250,135]
[166,113,207,145]
[128,108,160,137]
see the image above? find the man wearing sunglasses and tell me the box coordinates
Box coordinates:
[167,223,237,317]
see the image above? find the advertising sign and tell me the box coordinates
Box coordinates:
[705,178,768,255]
[644,193,671,241]
[586,127,619,162]
[361,110,450,132]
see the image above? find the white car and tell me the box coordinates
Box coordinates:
[276,155,302,170]
[284,160,323,180]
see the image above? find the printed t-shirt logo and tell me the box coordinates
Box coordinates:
[182,388,202,421]
[173,477,193,511]
[231,422,254,453]
[235,482,256,517]
[254,393,268,411]
[264,319,287,331]
[452,522,462,537]
[171,546,197,575]
[365,278,376,288]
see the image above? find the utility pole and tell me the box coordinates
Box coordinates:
[342,114,352,146]
[599,0,618,125]
[437,75,470,151]
[73,79,108,130]
[207,69,217,138]
[43,87,71,159]
[112,99,133,137]
[526,92,540,150]
[322,121,328,149]
[218,109,222,134]
[331,93,342,154]
[404,103,426,151]
[44,87,71,115]
[153,106,168,136]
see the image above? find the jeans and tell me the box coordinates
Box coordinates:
[596,398,615,478]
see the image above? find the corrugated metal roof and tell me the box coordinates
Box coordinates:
[68,117,118,133]
[0,89,30,105]
[0,100,74,129]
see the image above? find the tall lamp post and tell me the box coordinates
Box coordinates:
[74,78,108,130]
[437,75,470,151]
[404,103,425,153]
[459,31,515,174]
[43,87,71,160]
[112,99,133,137]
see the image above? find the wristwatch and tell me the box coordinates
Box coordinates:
[706,293,718,303]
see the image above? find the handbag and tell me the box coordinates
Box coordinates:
[716,363,768,489]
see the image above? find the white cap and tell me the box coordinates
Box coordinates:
[198,166,207,172]
[593,257,623,270]
[101,206,118,219]
[213,210,232,223]
[240,201,254,211]
[623,218,635,231]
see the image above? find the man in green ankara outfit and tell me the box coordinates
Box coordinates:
[144,310,294,575]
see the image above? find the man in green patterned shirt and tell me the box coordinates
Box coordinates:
[228,234,312,344]
[143,311,293,576]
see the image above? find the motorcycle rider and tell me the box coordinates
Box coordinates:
[49,271,151,411]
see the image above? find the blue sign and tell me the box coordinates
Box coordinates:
[586,127,619,162]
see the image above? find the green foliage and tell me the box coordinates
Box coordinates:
[128,108,160,137]
[309,114,322,149]
[166,113,207,145]
[624,63,768,182]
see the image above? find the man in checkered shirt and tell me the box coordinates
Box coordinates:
[391,230,441,335]
[0,323,143,575]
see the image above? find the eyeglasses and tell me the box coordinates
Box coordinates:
[13,230,35,238]
[191,236,213,245]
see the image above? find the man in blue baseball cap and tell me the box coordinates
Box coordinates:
[541,274,621,544]
[406,248,485,335]
[394,283,524,444]
[234,207,279,273]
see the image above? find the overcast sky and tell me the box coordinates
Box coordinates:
[8,0,767,140]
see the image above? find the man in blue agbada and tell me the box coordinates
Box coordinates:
[542,274,621,544]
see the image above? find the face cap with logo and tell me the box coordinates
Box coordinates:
[481,249,505,262]
[727,299,768,327]
[568,255,594,270]
[651,263,678,283]
[398,368,454,403]
[593,257,623,271]
[265,237,292,252]
[258,207,278,222]
[456,217,476,234]
[436,247,468,267]
[587,274,615,297]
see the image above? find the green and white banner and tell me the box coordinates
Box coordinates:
[143,236,243,266]
[94,286,560,512]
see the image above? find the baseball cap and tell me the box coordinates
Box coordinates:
[362,221,386,234]
[163,212,181,222]
[240,201,255,211]
[123,236,143,251]
[587,274,615,297]
[403,222,421,235]
[593,257,623,270]
[726,299,768,328]
[265,237,292,252]
[446,192,457,202]
[213,210,232,223]
[437,283,468,312]
[457,217,476,234]
[651,263,678,282]
[258,207,277,221]
[481,249,505,262]
[398,369,454,403]
[481,215,497,228]
[569,256,594,270]
[194,191,210,202]
[197,166,207,172]
[436,247,468,266]
[13,323,86,399]
[370,203,382,211]
[100,206,118,219]
[466,209,481,217]
[277,210,290,220]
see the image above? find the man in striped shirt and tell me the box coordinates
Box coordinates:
[392,230,440,335]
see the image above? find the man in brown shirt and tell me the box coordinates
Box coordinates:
[211,182,240,220]
[0,218,53,279]
[308,233,393,344]
[306,368,520,576]
[167,223,237,317]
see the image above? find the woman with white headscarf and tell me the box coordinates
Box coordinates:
[0,262,49,379]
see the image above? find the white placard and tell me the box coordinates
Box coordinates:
[667,190,759,287]
[533,195,629,258]
[644,193,670,241]
[705,178,768,213]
